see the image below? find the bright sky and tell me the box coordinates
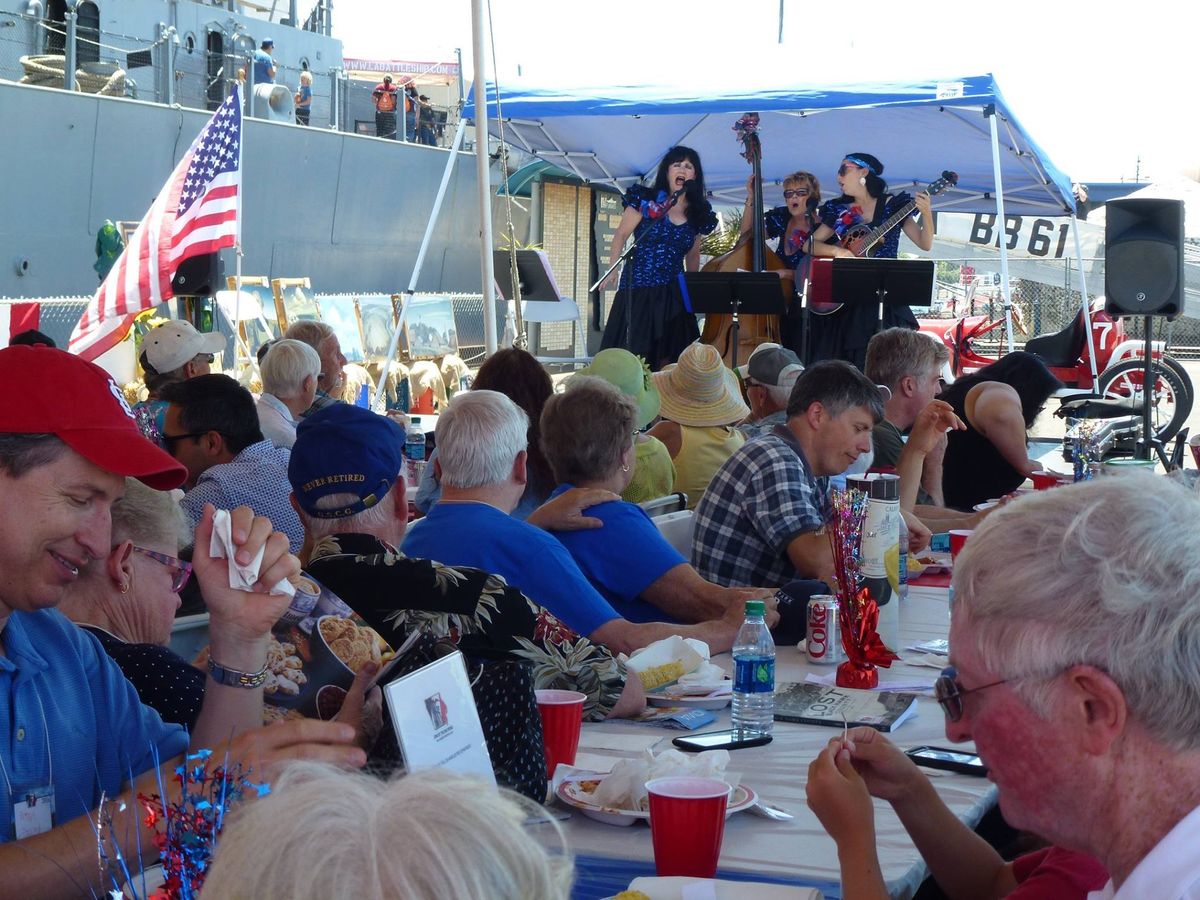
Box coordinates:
[334,0,1199,185]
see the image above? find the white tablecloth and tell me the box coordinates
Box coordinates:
[552,586,997,900]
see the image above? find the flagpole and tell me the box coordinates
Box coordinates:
[233,83,245,377]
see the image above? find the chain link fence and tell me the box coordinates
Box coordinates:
[927,258,1200,360]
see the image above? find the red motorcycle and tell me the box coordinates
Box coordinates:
[919,299,1194,447]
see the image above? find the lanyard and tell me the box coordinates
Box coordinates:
[0,685,53,801]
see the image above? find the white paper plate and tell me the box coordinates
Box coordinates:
[646,681,733,710]
[556,778,756,827]
[913,552,952,574]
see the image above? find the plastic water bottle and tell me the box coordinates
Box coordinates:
[405,417,426,486]
[731,600,775,737]
[897,512,910,602]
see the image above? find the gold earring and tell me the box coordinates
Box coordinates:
[120,581,130,594]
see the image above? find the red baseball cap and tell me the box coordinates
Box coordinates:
[0,345,186,490]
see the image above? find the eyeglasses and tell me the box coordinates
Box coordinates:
[837,163,861,176]
[193,353,215,365]
[133,546,193,593]
[934,665,1010,722]
[782,189,810,199]
[161,431,210,449]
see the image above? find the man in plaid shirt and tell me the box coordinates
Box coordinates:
[692,361,883,588]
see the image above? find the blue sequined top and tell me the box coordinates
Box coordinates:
[818,192,914,259]
[618,186,717,289]
[763,206,815,268]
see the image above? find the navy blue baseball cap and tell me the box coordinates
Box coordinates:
[289,404,405,519]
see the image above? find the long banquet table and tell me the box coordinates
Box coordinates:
[545,584,997,900]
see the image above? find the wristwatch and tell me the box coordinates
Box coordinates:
[207,657,269,689]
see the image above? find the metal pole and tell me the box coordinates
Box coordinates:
[986,104,1015,353]
[63,0,77,92]
[471,0,497,355]
[1069,215,1099,387]
[233,82,245,375]
[456,47,464,105]
[370,117,471,411]
[166,27,178,106]
[329,67,339,129]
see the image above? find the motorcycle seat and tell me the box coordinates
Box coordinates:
[1025,313,1086,368]
[1055,394,1142,419]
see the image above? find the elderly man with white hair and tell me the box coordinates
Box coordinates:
[737,343,804,440]
[402,390,773,655]
[257,339,321,448]
[283,320,347,418]
[805,474,1200,900]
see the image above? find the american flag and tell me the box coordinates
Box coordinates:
[70,84,242,361]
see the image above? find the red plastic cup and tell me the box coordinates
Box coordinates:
[535,689,585,778]
[1030,471,1058,490]
[646,777,732,877]
[949,529,973,562]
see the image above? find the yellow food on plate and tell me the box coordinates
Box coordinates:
[614,892,651,900]
[635,660,686,691]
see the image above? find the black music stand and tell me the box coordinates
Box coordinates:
[493,249,561,302]
[678,272,787,370]
[831,258,936,328]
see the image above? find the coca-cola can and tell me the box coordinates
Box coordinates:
[806,595,842,664]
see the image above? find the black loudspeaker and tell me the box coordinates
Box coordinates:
[171,252,222,296]
[1104,198,1184,319]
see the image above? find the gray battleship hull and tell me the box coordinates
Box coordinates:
[0,78,482,300]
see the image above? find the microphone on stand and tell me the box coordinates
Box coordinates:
[669,179,696,204]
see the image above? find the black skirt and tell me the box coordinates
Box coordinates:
[600,283,699,371]
[793,302,918,371]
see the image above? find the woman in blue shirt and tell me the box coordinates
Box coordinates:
[599,145,718,371]
[540,376,772,625]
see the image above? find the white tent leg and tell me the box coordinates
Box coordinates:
[472,0,497,356]
[1069,215,1099,387]
[987,106,1015,353]
[371,117,470,411]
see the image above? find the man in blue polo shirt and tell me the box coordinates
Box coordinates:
[403,390,756,655]
[0,347,363,895]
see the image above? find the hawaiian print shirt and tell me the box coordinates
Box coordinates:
[306,533,628,720]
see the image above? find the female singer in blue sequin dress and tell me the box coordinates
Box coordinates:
[805,152,935,369]
[599,146,718,371]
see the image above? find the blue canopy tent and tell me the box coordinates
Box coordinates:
[468,74,1091,359]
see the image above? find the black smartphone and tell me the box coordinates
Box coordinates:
[672,730,773,753]
[905,745,988,776]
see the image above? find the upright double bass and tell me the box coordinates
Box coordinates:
[699,113,789,368]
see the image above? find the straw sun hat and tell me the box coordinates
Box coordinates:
[576,348,661,429]
[652,342,749,428]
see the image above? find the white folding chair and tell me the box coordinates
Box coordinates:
[639,492,689,518]
[169,613,210,664]
[654,509,696,559]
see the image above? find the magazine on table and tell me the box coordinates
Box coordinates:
[774,682,919,732]
[197,574,396,726]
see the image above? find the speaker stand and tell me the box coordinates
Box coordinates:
[1133,315,1171,468]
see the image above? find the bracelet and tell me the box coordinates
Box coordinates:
[207,657,269,689]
